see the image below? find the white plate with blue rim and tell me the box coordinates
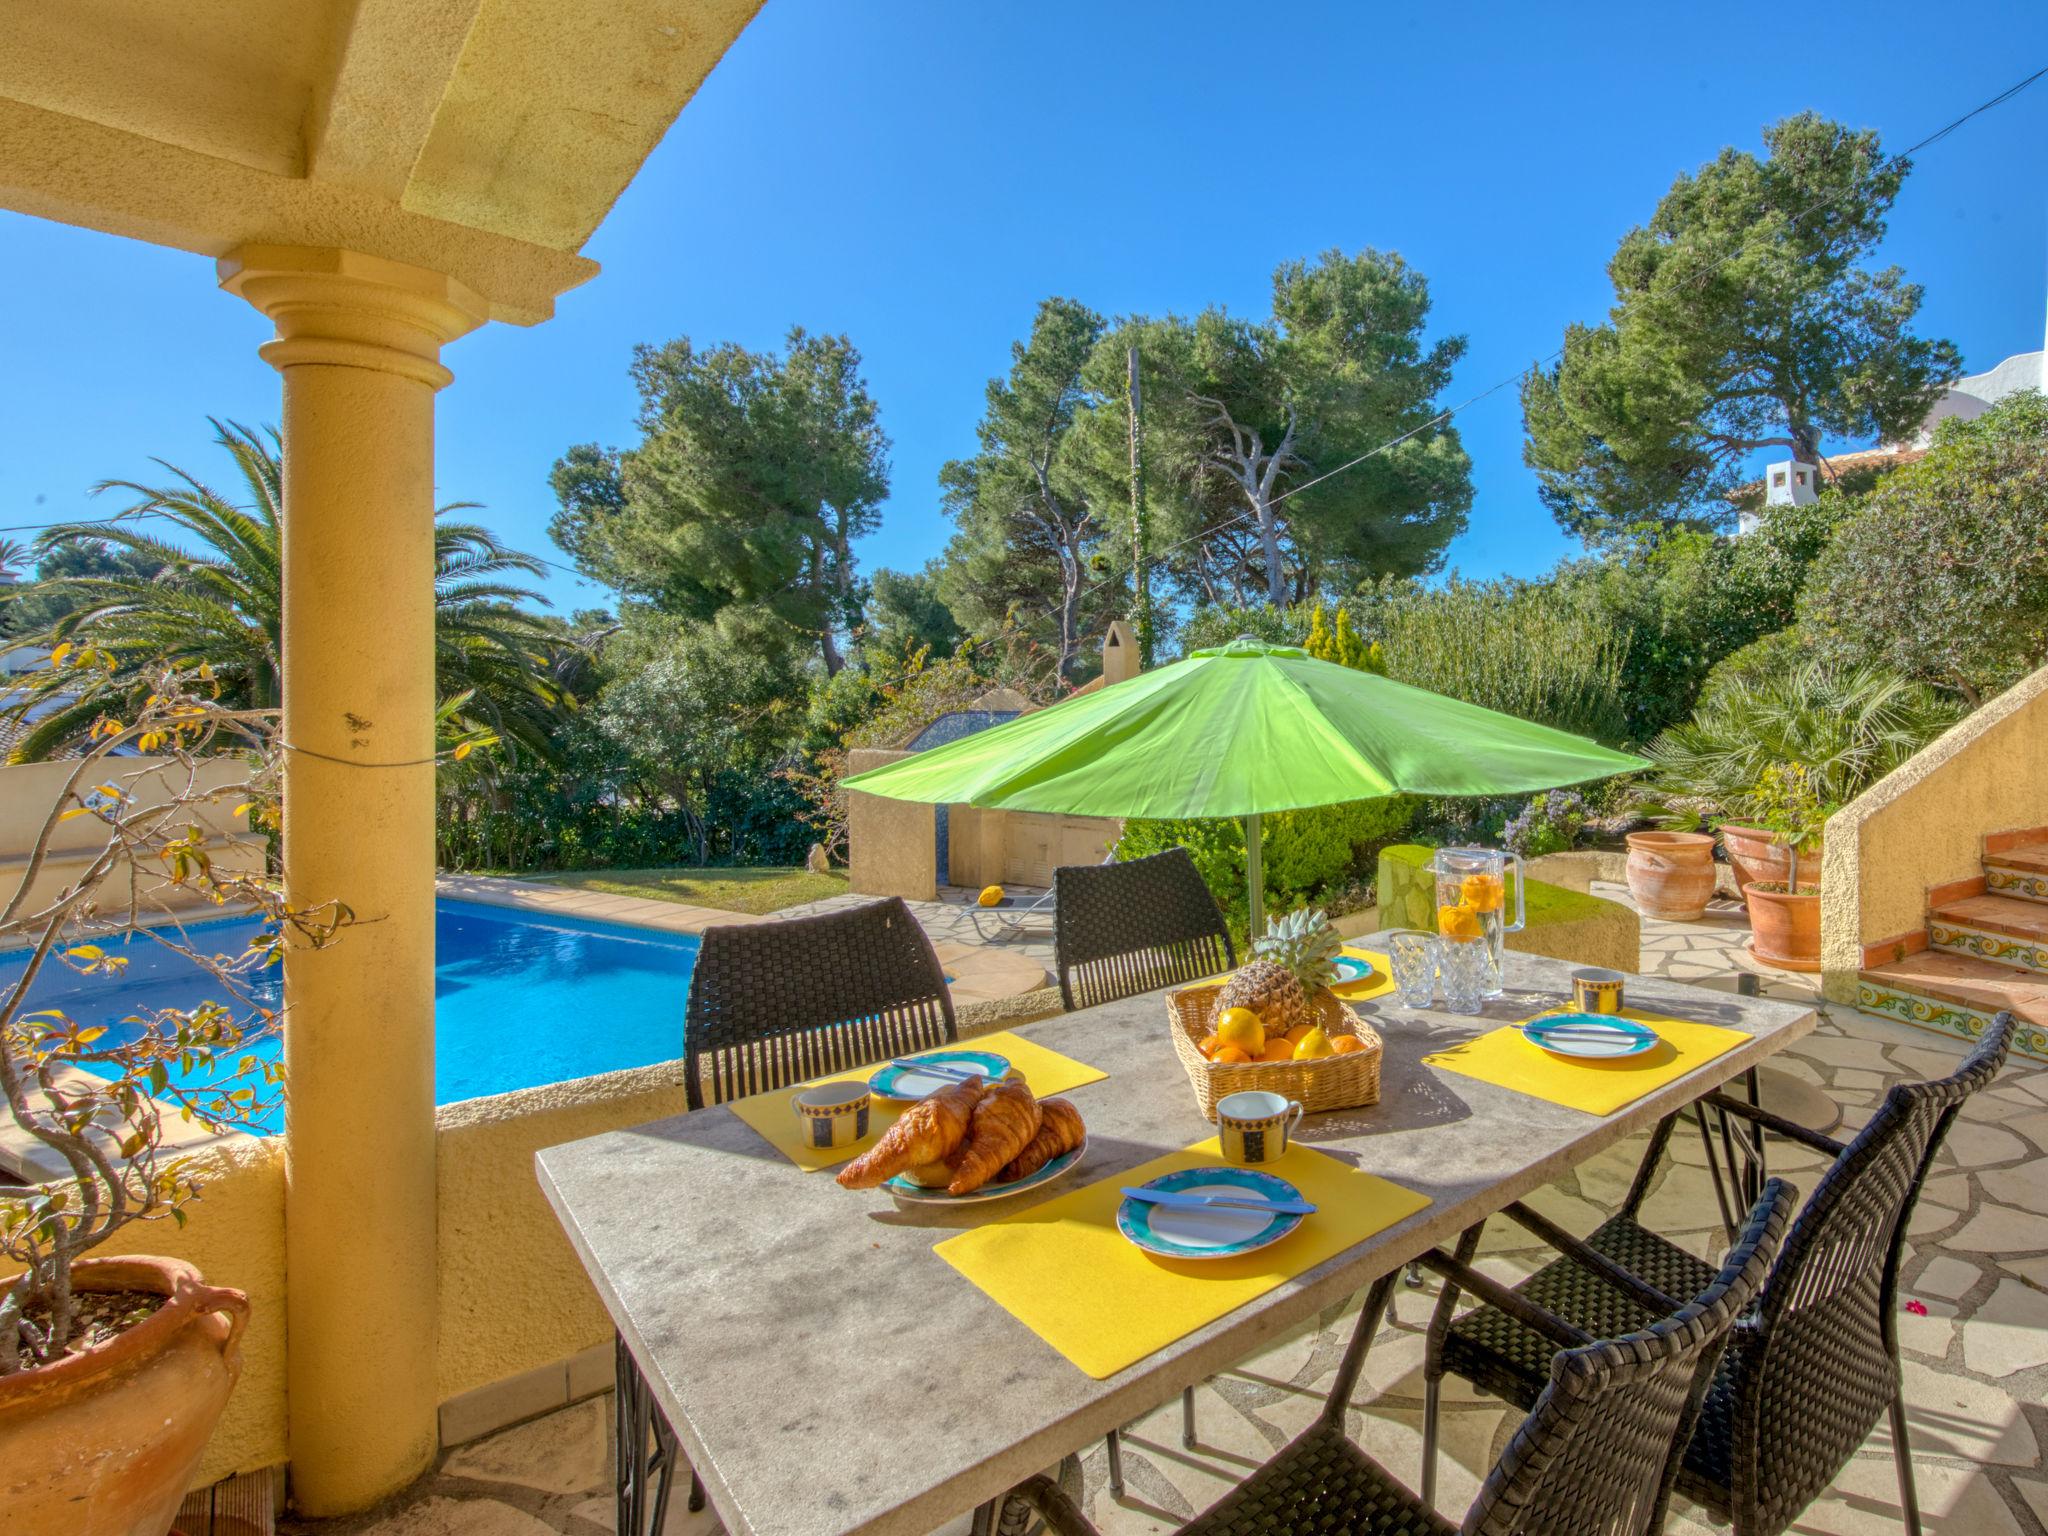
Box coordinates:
[1521,1012,1659,1059]
[1115,1167,1307,1260]
[1331,954,1375,983]
[884,1137,1088,1204]
[867,1049,1012,1102]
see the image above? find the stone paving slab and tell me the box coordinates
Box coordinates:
[305,893,2048,1536]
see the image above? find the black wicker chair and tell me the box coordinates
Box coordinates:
[683,895,958,1109]
[1054,847,1234,1012]
[1420,1011,2017,1536]
[1052,847,1232,1479]
[997,1180,1794,1536]
[621,898,959,1532]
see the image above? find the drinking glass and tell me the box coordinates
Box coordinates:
[1385,929,1439,1008]
[1438,935,1489,1015]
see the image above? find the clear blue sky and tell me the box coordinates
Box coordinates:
[3,1,2045,616]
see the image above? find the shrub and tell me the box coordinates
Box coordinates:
[1554,498,1849,743]
[1175,602,1302,656]
[1642,663,1961,826]
[1801,392,2048,706]
[1353,576,1631,743]
[1118,796,1417,941]
[1502,789,1588,857]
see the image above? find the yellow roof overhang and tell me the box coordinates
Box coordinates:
[0,0,765,324]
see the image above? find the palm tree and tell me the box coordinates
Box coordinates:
[0,420,576,762]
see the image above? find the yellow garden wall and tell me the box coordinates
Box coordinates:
[1,1137,288,1489]
[0,756,268,916]
[433,1062,686,1403]
[1821,663,2048,1000]
[4,1061,702,1492]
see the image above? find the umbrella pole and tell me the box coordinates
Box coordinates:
[1245,812,1263,942]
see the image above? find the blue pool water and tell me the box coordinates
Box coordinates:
[0,899,701,1133]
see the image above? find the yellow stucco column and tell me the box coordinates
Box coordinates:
[220,246,486,1515]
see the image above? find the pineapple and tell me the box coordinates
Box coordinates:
[1212,908,1344,1035]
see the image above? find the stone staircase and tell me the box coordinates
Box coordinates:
[1856,829,2048,1062]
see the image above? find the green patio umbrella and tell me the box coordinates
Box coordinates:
[844,638,1649,934]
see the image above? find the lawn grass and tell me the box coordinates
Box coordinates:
[527,865,849,916]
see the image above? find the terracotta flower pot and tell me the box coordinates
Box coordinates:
[0,1256,249,1536]
[1625,831,1717,921]
[1745,885,1822,972]
[1720,823,1821,893]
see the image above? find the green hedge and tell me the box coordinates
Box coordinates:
[1119,797,1417,941]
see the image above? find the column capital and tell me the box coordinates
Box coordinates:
[218,244,490,390]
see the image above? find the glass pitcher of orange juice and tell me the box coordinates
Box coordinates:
[1432,847,1525,997]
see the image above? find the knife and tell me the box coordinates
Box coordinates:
[1120,1187,1317,1217]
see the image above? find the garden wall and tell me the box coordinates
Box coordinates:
[0,755,267,915]
[432,1061,688,1433]
[0,1137,290,1489]
[1821,662,2048,998]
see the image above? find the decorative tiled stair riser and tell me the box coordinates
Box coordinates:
[1855,980,2048,1063]
[1928,920,2048,975]
[1985,864,2048,903]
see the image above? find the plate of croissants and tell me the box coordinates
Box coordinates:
[833,1076,1089,1203]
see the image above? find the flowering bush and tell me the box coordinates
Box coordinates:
[1501,790,1588,858]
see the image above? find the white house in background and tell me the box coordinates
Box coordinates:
[1736,304,2048,535]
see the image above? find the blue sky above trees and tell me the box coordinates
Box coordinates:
[3,0,2046,613]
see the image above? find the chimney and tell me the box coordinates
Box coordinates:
[1101,620,1139,685]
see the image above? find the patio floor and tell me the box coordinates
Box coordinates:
[299,893,2048,1536]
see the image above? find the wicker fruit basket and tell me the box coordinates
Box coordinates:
[1168,983,1383,1119]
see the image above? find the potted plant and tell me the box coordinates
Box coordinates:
[1641,664,1961,897]
[1741,763,1832,971]
[0,654,351,1536]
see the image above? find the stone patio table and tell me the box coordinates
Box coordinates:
[536,946,1814,1536]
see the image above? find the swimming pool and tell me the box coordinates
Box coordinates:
[0,898,701,1133]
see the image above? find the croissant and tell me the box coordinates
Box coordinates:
[834,1079,982,1189]
[947,1077,1042,1195]
[999,1098,1086,1183]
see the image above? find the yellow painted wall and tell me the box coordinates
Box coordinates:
[1821,663,2048,1000]
[1,1138,288,1488]
[3,1060,710,1490]
[433,1062,686,1402]
[846,748,938,901]
[0,756,267,917]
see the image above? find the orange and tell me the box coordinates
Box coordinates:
[1437,902,1483,941]
[1213,1044,1251,1064]
[1283,1023,1314,1045]
[1213,1006,1266,1056]
[1331,1035,1366,1055]
[1460,872,1504,913]
[1258,1038,1296,1063]
[1196,1033,1223,1059]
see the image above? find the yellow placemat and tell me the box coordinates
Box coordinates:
[935,1139,1430,1379]
[1423,1009,1748,1117]
[726,1030,1108,1172]
[1332,946,1397,1002]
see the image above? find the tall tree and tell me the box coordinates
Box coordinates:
[858,563,962,666]
[550,327,889,673]
[1113,248,1472,606]
[938,298,1118,680]
[1,420,568,762]
[1523,113,1961,542]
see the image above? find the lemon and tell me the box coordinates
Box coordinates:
[1213,1006,1266,1055]
[977,884,1005,908]
[1292,1025,1335,1060]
